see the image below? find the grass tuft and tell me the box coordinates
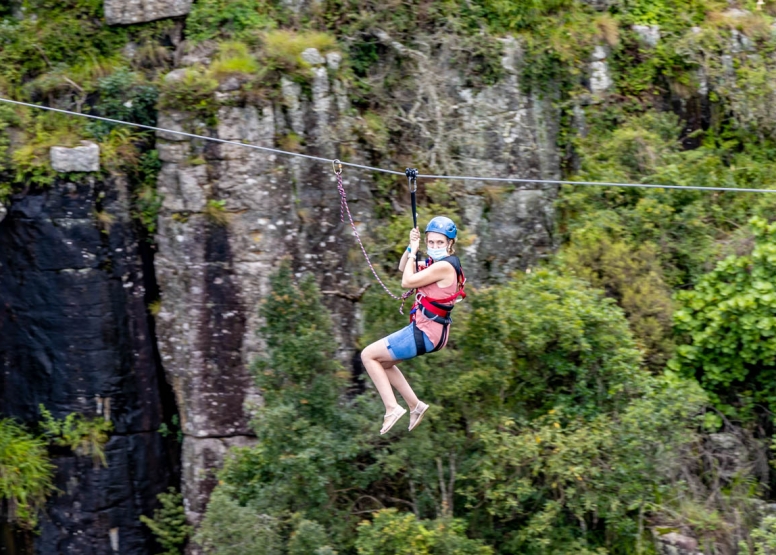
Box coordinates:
[210,41,261,80]
[262,30,337,70]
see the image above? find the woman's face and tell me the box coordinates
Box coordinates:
[426,231,450,251]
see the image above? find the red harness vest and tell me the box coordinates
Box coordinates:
[409,256,466,354]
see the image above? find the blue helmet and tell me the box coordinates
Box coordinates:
[425,216,457,239]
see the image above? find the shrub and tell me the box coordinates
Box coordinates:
[741,515,776,555]
[287,517,336,555]
[355,509,492,555]
[39,405,113,467]
[132,149,163,235]
[140,488,191,555]
[195,489,281,555]
[0,419,55,529]
[670,217,776,418]
[185,0,278,43]
[87,67,159,138]
[561,230,675,370]
[10,111,86,187]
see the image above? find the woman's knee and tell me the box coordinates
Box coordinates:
[361,340,392,366]
[360,342,379,363]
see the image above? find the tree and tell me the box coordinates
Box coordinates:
[671,217,776,418]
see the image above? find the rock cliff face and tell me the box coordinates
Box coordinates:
[0,177,178,554]
[153,38,560,529]
[104,0,191,25]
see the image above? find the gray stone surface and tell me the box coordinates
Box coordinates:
[104,0,192,25]
[301,47,326,66]
[178,41,218,67]
[653,531,702,555]
[633,24,661,47]
[708,432,751,481]
[326,51,342,70]
[590,45,612,94]
[50,141,100,173]
[156,110,192,142]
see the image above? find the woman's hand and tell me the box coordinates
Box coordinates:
[409,227,421,253]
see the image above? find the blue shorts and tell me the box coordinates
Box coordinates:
[384,323,434,361]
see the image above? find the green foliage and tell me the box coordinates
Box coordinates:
[741,515,776,555]
[253,262,347,407]
[262,29,338,71]
[209,41,262,81]
[468,380,704,553]
[132,149,163,235]
[186,0,279,43]
[474,0,575,32]
[87,67,158,138]
[0,419,55,529]
[618,0,717,28]
[39,404,113,467]
[0,0,127,92]
[196,488,282,555]
[561,108,776,286]
[355,509,492,555]
[140,488,192,555]
[671,217,776,418]
[204,199,230,226]
[0,103,19,202]
[9,111,85,187]
[157,67,219,122]
[157,414,183,443]
[220,265,358,537]
[455,270,647,420]
[561,228,675,370]
[288,517,337,555]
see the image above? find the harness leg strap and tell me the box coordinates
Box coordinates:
[412,321,427,356]
[432,323,449,354]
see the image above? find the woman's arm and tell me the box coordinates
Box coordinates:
[399,227,421,273]
[398,249,410,272]
[401,259,456,289]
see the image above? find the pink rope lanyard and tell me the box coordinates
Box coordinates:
[333,161,415,314]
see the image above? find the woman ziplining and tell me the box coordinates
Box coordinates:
[333,163,467,434]
[359,216,466,434]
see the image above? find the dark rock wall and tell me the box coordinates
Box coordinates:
[0,178,179,554]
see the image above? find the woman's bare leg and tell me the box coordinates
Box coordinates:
[380,361,420,410]
[360,340,400,412]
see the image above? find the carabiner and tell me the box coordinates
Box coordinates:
[332,159,343,176]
